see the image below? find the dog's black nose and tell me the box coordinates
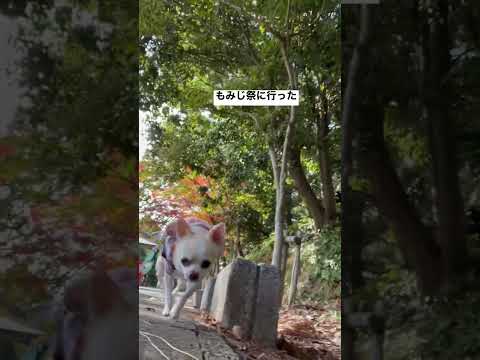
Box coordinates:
[189,272,199,281]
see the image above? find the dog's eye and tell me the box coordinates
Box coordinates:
[181,258,191,266]
[201,260,211,269]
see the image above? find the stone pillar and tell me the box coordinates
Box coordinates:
[208,259,281,347]
[210,259,258,336]
[251,264,281,346]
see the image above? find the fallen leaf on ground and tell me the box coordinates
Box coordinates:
[196,300,340,360]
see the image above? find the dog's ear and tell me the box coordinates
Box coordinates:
[64,275,90,314]
[165,221,177,237]
[209,223,226,246]
[64,270,125,319]
[86,270,127,318]
[176,218,192,238]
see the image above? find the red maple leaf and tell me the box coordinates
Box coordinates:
[194,175,209,187]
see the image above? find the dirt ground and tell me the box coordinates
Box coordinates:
[193,300,341,360]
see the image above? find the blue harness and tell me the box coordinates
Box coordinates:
[161,235,177,275]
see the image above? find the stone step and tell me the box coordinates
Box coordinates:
[139,299,239,359]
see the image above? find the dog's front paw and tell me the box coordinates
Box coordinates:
[169,313,180,320]
[162,306,170,317]
[169,307,180,320]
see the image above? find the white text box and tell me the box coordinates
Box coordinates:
[213,90,299,107]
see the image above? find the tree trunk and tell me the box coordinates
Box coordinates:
[286,185,293,227]
[357,103,444,295]
[341,4,371,299]
[271,37,298,270]
[317,95,336,223]
[424,0,467,289]
[279,241,289,304]
[269,144,285,270]
[235,221,244,258]
[342,189,366,292]
[342,4,448,296]
[289,147,325,230]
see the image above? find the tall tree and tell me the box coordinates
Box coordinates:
[140,1,340,293]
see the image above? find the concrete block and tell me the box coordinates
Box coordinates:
[251,264,281,347]
[209,259,281,347]
[210,259,257,337]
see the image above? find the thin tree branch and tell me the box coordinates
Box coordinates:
[237,110,280,186]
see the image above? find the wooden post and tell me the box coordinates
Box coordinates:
[344,298,385,360]
[371,301,385,360]
[287,236,302,307]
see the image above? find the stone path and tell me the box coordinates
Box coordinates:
[139,287,239,360]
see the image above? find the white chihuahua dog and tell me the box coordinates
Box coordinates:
[155,217,225,319]
[53,268,137,360]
